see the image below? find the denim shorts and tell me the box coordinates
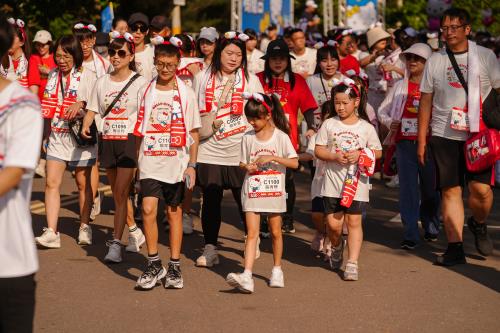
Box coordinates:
[46,155,96,168]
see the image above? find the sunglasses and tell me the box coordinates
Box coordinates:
[108,49,129,58]
[131,24,148,33]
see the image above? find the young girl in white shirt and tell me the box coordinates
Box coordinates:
[226,93,298,293]
[315,78,382,281]
[2,18,30,87]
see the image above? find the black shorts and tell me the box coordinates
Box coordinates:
[140,178,185,206]
[0,274,36,333]
[428,136,493,189]
[311,196,324,213]
[323,196,366,215]
[197,163,245,189]
[99,134,137,169]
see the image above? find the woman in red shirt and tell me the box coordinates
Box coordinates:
[29,30,56,101]
[257,39,318,233]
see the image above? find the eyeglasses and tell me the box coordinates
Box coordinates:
[440,24,466,33]
[131,24,148,33]
[108,49,130,58]
[55,54,73,62]
[155,62,178,71]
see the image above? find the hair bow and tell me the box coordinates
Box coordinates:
[224,31,250,42]
[339,77,359,96]
[74,23,97,32]
[109,31,135,52]
[314,40,338,49]
[8,18,26,40]
[242,92,271,113]
[426,32,438,39]
[151,36,183,48]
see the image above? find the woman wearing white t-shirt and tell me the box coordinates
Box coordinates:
[128,13,155,81]
[0,16,43,331]
[82,32,147,263]
[35,35,97,248]
[193,31,264,267]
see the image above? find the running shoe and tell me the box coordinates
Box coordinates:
[136,261,167,290]
[35,227,61,249]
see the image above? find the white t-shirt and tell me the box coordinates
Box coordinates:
[46,68,97,161]
[240,128,297,212]
[306,133,326,199]
[194,72,264,166]
[306,72,346,129]
[87,72,147,137]
[138,87,201,184]
[316,117,381,202]
[134,44,156,82]
[291,48,317,75]
[82,55,112,79]
[360,51,386,92]
[247,49,265,75]
[420,46,500,141]
[0,82,42,278]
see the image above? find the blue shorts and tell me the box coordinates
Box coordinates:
[46,155,96,168]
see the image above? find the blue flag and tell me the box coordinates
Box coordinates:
[101,2,114,32]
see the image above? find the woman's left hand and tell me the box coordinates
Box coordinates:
[64,102,83,120]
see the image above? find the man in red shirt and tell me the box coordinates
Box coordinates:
[257,39,318,233]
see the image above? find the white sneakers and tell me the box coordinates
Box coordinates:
[90,192,102,221]
[182,213,193,235]
[196,244,219,267]
[104,241,123,263]
[226,268,284,293]
[78,225,92,245]
[125,228,145,252]
[35,227,61,248]
[385,175,400,188]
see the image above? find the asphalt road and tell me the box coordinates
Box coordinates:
[30,169,500,332]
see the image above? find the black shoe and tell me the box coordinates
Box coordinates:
[260,216,270,239]
[400,240,417,250]
[435,245,466,266]
[424,233,438,242]
[467,217,493,256]
[164,261,183,289]
[281,221,295,234]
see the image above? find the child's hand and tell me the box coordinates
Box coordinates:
[345,150,361,164]
[246,163,258,173]
[254,155,274,166]
[332,151,348,165]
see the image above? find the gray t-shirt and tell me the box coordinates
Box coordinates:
[420,46,500,141]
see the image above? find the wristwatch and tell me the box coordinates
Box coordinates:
[187,162,197,169]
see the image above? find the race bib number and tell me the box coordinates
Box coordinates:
[247,173,283,198]
[215,114,246,140]
[450,107,469,131]
[401,118,418,136]
[143,134,178,156]
[103,118,128,140]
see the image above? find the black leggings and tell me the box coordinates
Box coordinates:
[284,168,296,223]
[0,274,36,333]
[201,184,245,246]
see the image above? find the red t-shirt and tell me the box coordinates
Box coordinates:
[257,72,318,150]
[339,55,360,76]
[396,81,420,141]
[28,54,57,101]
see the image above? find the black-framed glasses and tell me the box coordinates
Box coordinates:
[440,24,466,33]
[155,62,178,71]
[108,49,129,58]
[131,24,148,33]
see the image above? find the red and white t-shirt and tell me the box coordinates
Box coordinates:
[396,81,420,141]
[28,53,57,101]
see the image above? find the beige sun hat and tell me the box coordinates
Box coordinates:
[367,26,391,49]
[399,43,432,61]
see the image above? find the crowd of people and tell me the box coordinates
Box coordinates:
[1,4,500,331]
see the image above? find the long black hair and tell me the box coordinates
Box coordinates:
[11,19,31,58]
[326,83,369,122]
[109,37,136,71]
[211,34,248,79]
[263,55,295,90]
[244,93,290,135]
[314,45,340,75]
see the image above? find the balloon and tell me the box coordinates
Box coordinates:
[426,0,453,18]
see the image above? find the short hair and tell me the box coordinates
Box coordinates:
[440,8,471,26]
[154,43,181,60]
[315,46,340,74]
[53,35,84,68]
[243,28,258,40]
[0,16,15,59]
[289,28,304,37]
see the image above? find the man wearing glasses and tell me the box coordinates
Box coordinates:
[418,8,500,266]
[128,12,155,81]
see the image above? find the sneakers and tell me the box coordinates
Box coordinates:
[311,232,325,253]
[126,227,145,252]
[329,237,345,270]
[77,225,92,245]
[165,262,184,289]
[35,227,61,248]
[282,218,295,234]
[424,233,438,242]
[269,268,284,288]
[244,236,261,260]
[196,244,219,267]
[182,213,194,235]
[136,261,167,290]
[90,192,102,221]
[467,217,493,256]
[385,175,399,188]
[104,240,123,263]
[226,272,254,293]
[343,261,359,281]
[400,240,417,250]
[435,244,466,266]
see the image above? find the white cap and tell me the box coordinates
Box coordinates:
[33,30,52,44]
[306,0,318,8]
[199,27,218,43]
[400,43,432,61]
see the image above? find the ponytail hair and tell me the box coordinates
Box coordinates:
[244,93,290,135]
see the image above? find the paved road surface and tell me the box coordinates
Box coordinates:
[30,169,500,332]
